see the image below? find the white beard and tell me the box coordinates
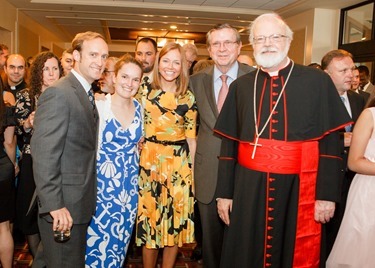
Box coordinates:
[254,45,289,69]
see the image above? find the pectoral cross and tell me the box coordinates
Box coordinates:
[250,135,262,159]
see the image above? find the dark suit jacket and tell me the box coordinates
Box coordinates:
[347,89,366,131]
[189,62,254,204]
[340,89,366,168]
[31,72,98,224]
[357,89,370,104]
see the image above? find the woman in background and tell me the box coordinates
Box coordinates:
[136,42,197,268]
[327,98,375,267]
[85,55,143,267]
[15,51,63,259]
[0,80,16,268]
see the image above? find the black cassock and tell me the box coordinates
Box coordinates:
[214,62,352,268]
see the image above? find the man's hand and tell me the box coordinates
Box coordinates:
[50,207,73,232]
[94,92,106,100]
[217,198,233,226]
[344,132,352,147]
[314,200,335,224]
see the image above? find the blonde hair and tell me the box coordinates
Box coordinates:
[152,42,189,97]
[72,31,105,53]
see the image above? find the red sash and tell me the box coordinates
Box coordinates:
[238,138,320,268]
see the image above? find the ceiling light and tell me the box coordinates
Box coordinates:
[170,25,177,30]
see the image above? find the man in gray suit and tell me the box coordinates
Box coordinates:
[189,24,254,268]
[31,31,108,267]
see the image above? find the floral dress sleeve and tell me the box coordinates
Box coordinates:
[15,89,32,135]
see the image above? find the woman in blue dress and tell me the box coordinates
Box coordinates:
[85,55,143,267]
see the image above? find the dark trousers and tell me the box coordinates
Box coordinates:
[198,200,225,268]
[35,215,88,268]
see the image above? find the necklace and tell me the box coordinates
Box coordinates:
[250,61,295,159]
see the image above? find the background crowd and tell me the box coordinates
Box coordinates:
[0,11,374,268]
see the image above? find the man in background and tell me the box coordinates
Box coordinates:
[358,65,375,98]
[237,54,254,66]
[0,44,9,70]
[3,54,27,99]
[0,44,9,87]
[321,50,367,265]
[135,37,157,84]
[98,56,118,95]
[60,48,74,76]
[183,43,198,74]
[351,67,370,104]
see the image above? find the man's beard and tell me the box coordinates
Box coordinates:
[254,45,289,69]
[142,63,153,73]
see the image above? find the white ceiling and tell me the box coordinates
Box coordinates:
[6,0,365,45]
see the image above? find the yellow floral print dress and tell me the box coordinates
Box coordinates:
[136,86,197,249]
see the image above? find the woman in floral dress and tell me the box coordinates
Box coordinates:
[85,55,143,267]
[136,42,197,268]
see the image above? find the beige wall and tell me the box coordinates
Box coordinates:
[285,8,340,66]
[0,0,17,52]
[0,0,65,58]
[311,8,340,64]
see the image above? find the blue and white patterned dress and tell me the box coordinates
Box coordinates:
[85,94,143,268]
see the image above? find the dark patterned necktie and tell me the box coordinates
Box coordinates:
[143,76,150,85]
[88,88,96,110]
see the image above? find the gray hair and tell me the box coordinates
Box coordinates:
[206,24,241,47]
[249,13,293,45]
[183,43,198,57]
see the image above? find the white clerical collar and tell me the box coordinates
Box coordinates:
[263,58,291,77]
[71,69,92,94]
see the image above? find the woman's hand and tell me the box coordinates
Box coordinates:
[24,111,35,130]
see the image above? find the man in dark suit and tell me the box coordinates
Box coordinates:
[321,49,367,265]
[358,65,375,97]
[352,67,370,104]
[31,31,108,267]
[189,23,254,268]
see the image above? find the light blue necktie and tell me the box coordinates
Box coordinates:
[340,96,352,132]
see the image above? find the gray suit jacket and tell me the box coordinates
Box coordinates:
[190,63,254,204]
[365,82,375,103]
[31,72,98,224]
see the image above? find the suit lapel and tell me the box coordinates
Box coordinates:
[69,74,98,129]
[204,63,253,118]
[203,66,219,117]
[347,90,361,121]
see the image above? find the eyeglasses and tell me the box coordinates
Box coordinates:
[210,41,238,49]
[252,34,288,44]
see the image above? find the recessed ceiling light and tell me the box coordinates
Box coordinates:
[170,25,177,29]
